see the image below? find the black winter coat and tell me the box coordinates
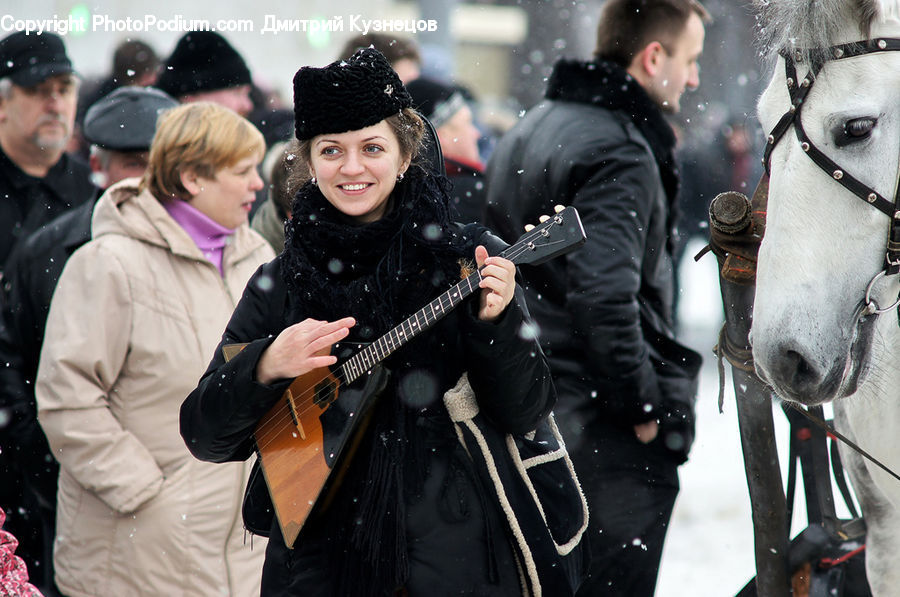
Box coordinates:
[0,198,94,505]
[445,157,486,224]
[0,150,95,272]
[180,229,556,596]
[483,59,700,466]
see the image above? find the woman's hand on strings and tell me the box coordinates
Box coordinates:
[256,317,356,385]
[475,245,515,322]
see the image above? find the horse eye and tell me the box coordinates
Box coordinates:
[835,117,877,147]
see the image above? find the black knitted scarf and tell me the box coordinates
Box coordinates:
[281,167,470,595]
[283,167,468,342]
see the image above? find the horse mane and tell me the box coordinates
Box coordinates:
[753,0,885,64]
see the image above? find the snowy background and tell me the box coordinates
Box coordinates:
[656,240,853,597]
[658,240,759,596]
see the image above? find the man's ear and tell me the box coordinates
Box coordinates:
[88,153,103,174]
[639,41,666,78]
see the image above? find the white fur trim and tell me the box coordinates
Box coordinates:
[521,447,567,468]
[512,551,530,597]
[443,373,480,421]
[506,413,589,556]
[461,417,542,597]
[452,424,472,460]
[443,374,590,593]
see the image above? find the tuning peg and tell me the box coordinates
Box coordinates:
[524,224,535,232]
[538,215,550,223]
[554,204,565,213]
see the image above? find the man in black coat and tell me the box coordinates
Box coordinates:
[0,86,176,596]
[0,30,94,593]
[484,1,709,595]
[0,31,95,274]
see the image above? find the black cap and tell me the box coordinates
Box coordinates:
[156,31,251,97]
[0,31,74,87]
[293,48,412,141]
[405,78,467,128]
[250,107,295,148]
[83,87,178,152]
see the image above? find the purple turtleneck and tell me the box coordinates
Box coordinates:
[163,199,234,276]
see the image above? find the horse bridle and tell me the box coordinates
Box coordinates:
[763,37,900,315]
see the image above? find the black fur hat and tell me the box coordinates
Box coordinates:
[293,48,412,141]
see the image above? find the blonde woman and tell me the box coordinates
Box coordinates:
[36,102,273,596]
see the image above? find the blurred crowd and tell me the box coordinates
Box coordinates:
[0,2,764,595]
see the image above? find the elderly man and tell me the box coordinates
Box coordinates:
[0,31,95,272]
[0,30,93,595]
[0,86,176,596]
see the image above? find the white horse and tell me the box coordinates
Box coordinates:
[752,0,900,593]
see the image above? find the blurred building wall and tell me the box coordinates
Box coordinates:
[5,0,767,140]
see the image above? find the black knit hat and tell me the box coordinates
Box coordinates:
[0,31,73,87]
[293,48,412,141]
[156,31,251,96]
[405,77,467,128]
[83,87,178,151]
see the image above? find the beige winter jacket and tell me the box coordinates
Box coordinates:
[35,180,274,597]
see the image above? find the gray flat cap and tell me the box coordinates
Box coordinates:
[83,86,178,152]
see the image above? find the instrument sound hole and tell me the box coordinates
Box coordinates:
[314,378,338,409]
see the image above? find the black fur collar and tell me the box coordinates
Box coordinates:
[545,58,680,203]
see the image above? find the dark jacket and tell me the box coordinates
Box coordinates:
[180,229,556,595]
[445,156,486,224]
[0,149,96,271]
[0,198,95,502]
[483,59,700,465]
[0,159,95,593]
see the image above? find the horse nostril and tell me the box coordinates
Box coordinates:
[778,347,822,391]
[761,341,845,404]
[790,350,815,378]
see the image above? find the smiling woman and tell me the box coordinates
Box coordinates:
[308,122,411,223]
[180,48,563,597]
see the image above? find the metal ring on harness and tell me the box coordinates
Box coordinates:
[862,269,900,316]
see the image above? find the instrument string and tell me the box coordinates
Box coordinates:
[253,275,483,449]
[253,217,562,451]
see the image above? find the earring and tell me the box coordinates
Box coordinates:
[397,172,405,182]
[311,176,317,185]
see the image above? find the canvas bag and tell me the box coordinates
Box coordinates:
[443,374,589,597]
